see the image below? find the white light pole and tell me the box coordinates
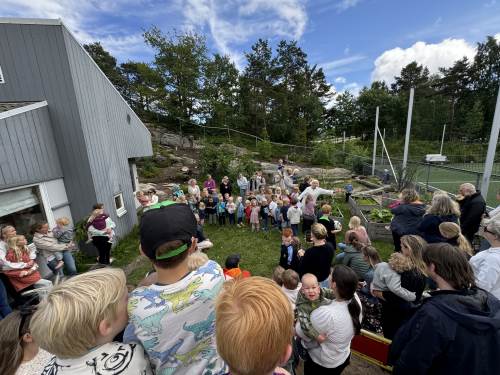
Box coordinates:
[402,88,415,172]
[481,87,500,200]
[372,106,379,175]
[381,128,386,164]
[440,124,446,155]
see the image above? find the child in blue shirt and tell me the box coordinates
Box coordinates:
[217,194,226,225]
[236,196,245,227]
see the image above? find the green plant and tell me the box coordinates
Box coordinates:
[311,141,334,165]
[199,142,232,180]
[74,218,89,243]
[369,208,393,223]
[257,140,273,160]
[355,197,378,205]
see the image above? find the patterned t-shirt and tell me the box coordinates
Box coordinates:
[124,260,227,375]
[40,342,152,374]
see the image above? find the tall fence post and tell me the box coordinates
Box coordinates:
[481,86,500,199]
[343,131,346,152]
[402,88,415,172]
[372,106,379,175]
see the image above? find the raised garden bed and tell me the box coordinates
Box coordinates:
[359,209,394,242]
[349,196,380,216]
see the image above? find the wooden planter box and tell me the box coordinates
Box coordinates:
[359,211,393,242]
[349,196,380,216]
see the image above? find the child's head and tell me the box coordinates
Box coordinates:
[8,235,27,260]
[199,202,206,210]
[56,217,71,227]
[0,307,38,375]
[290,198,298,205]
[311,223,327,241]
[245,199,251,206]
[348,215,361,230]
[251,199,257,207]
[271,194,277,202]
[321,204,332,215]
[283,198,290,206]
[305,194,314,204]
[139,202,197,269]
[261,199,267,206]
[293,186,299,193]
[225,254,241,269]
[224,193,230,200]
[282,269,300,290]
[208,196,214,203]
[136,191,144,197]
[228,196,234,203]
[272,265,285,286]
[277,200,283,207]
[282,228,293,245]
[275,187,282,195]
[216,277,293,375]
[30,268,128,359]
[218,193,223,200]
[361,245,382,267]
[301,273,320,301]
[237,196,243,203]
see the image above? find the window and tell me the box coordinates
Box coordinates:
[0,65,4,84]
[114,193,127,217]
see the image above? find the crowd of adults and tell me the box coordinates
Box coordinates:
[1,159,500,375]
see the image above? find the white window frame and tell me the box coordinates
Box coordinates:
[114,193,127,217]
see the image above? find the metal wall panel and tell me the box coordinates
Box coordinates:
[0,105,63,187]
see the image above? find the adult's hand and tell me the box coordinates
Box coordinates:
[372,289,385,300]
[298,249,305,257]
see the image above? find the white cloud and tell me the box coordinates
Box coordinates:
[179,0,308,69]
[342,82,361,96]
[320,55,366,73]
[371,38,477,84]
[335,0,362,12]
[1,0,148,60]
[334,76,347,84]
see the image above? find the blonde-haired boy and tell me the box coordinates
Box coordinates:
[216,277,293,375]
[30,268,152,375]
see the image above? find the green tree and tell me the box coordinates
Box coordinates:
[240,39,275,137]
[203,54,240,129]
[84,42,127,96]
[391,61,430,93]
[144,27,208,123]
[464,100,484,140]
[324,91,360,136]
[120,61,164,114]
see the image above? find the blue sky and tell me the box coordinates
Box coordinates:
[3,0,500,95]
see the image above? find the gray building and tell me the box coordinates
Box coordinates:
[0,18,153,238]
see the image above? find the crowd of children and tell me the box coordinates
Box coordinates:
[1,163,500,375]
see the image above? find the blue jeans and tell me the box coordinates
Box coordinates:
[62,250,77,276]
[262,217,269,231]
[291,224,299,236]
[0,279,12,319]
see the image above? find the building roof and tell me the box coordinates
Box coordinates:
[0,101,48,120]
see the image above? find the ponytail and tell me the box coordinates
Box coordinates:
[348,297,362,335]
[331,265,361,335]
[456,234,473,257]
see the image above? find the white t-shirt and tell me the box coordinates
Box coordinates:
[40,342,152,374]
[282,283,301,310]
[124,260,227,375]
[470,247,500,299]
[296,294,362,368]
[16,348,53,375]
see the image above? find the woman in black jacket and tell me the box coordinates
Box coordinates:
[219,176,232,198]
[297,223,334,287]
[390,189,426,252]
[418,193,460,243]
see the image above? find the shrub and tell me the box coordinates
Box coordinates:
[311,141,334,165]
[199,143,231,181]
[257,140,273,160]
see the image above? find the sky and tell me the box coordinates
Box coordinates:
[2,0,500,96]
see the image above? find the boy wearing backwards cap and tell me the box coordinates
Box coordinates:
[124,201,227,374]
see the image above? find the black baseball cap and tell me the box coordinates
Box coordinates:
[140,201,197,260]
[225,254,241,269]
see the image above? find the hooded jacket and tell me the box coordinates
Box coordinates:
[390,203,426,235]
[389,288,500,375]
[340,245,370,280]
[418,214,458,243]
[459,191,486,241]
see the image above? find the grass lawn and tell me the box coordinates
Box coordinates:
[78,200,395,286]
